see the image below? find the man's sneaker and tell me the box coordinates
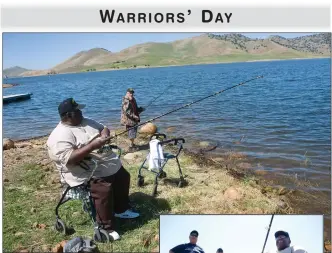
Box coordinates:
[109,230,120,241]
[115,209,140,219]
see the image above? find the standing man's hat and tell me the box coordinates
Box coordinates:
[217,248,223,253]
[275,231,290,239]
[58,98,85,116]
[127,88,135,94]
[190,230,199,237]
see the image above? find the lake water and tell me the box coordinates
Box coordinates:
[3,58,331,194]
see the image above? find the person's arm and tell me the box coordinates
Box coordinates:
[169,244,183,253]
[84,118,110,138]
[67,137,108,165]
[49,132,108,167]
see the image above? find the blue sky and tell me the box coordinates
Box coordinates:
[3,33,316,70]
[160,215,323,253]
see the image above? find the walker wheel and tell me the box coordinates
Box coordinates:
[178,179,186,188]
[54,219,67,235]
[137,176,144,187]
[93,229,110,243]
[158,171,167,179]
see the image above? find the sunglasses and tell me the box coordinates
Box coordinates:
[275,235,287,241]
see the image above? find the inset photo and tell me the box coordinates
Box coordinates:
[160,214,323,253]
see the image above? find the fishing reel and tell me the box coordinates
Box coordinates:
[97,144,122,158]
[97,145,113,154]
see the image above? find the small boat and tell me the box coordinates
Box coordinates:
[3,93,33,104]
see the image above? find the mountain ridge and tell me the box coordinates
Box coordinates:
[4,33,331,77]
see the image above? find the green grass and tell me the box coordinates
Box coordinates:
[3,138,292,252]
[3,162,162,252]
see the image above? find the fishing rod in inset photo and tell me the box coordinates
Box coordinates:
[106,75,264,141]
[261,214,275,253]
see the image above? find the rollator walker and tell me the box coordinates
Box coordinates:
[137,133,186,196]
[54,142,122,243]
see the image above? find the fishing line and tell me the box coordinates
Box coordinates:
[106,75,264,141]
[144,82,174,110]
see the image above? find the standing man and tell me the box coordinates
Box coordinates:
[121,88,145,151]
[47,98,140,241]
[169,230,205,253]
[272,230,308,253]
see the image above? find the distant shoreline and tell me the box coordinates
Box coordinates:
[7,56,330,79]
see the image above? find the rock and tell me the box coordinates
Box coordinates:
[199,141,210,148]
[213,157,224,162]
[15,142,32,148]
[324,242,331,251]
[276,200,288,209]
[166,126,176,133]
[224,187,242,200]
[154,234,159,242]
[3,83,14,88]
[3,138,15,150]
[123,152,143,161]
[30,207,36,213]
[4,178,9,182]
[139,123,157,134]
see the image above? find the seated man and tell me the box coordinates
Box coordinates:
[47,98,139,241]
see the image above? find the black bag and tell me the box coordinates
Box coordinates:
[63,236,99,253]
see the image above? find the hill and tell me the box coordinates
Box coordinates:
[3,66,31,77]
[15,33,332,76]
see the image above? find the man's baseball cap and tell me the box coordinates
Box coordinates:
[58,98,85,116]
[275,231,290,239]
[127,88,135,94]
[217,248,223,252]
[190,230,199,237]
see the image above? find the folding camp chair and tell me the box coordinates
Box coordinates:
[137,133,186,196]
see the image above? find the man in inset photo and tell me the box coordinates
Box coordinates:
[216,248,223,253]
[273,230,308,253]
[169,230,205,253]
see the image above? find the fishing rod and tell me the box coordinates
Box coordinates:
[261,214,274,253]
[106,75,263,141]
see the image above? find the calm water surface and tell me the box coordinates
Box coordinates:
[3,58,331,193]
